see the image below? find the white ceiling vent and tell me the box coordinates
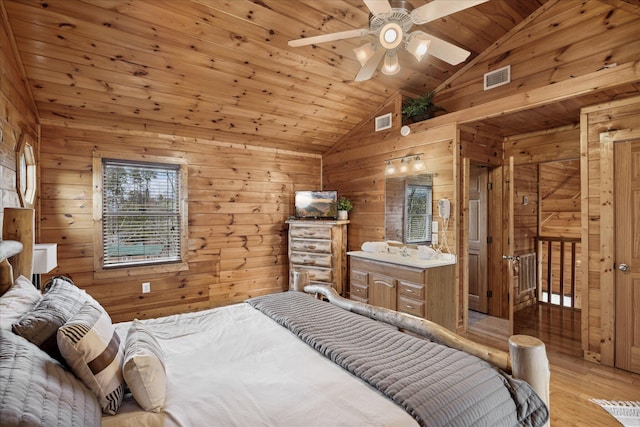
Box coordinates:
[484,65,511,90]
[375,113,392,132]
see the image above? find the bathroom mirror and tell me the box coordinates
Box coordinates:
[385,173,433,244]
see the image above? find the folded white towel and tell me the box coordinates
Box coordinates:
[417,245,437,260]
[361,242,389,253]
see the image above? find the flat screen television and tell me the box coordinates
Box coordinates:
[295,190,338,219]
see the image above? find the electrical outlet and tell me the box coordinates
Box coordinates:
[431,221,438,233]
[431,233,438,245]
[142,282,151,293]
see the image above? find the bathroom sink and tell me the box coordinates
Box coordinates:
[347,250,456,269]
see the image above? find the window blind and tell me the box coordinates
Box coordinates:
[102,160,181,267]
[405,184,432,244]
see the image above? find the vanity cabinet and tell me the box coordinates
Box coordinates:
[287,219,348,295]
[349,256,456,331]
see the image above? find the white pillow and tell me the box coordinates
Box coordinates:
[123,319,166,412]
[0,275,41,331]
[57,302,125,415]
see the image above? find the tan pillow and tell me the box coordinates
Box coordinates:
[123,319,166,412]
[57,302,125,415]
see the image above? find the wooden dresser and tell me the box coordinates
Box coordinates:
[286,219,349,296]
[349,255,456,331]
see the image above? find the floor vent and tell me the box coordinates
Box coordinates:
[375,113,392,131]
[484,65,511,90]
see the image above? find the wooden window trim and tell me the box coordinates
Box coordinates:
[92,151,189,280]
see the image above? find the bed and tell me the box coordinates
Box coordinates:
[0,207,550,427]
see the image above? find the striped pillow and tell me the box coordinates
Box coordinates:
[12,276,108,362]
[123,319,167,412]
[57,302,125,415]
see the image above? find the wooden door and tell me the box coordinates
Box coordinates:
[504,157,516,335]
[614,138,640,374]
[468,164,488,313]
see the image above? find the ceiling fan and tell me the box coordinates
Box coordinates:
[288,0,489,81]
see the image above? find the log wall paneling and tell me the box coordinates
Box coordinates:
[40,124,321,322]
[581,95,640,366]
[0,3,39,229]
[436,0,640,114]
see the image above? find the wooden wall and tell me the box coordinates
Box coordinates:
[581,95,640,366]
[435,0,640,114]
[0,5,39,228]
[40,125,320,322]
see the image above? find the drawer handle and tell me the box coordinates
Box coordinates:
[374,280,395,288]
[302,260,317,265]
[405,304,414,309]
[355,288,363,293]
[305,245,317,250]
[405,288,413,293]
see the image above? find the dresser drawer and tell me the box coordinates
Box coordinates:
[290,252,332,268]
[290,239,332,254]
[350,269,368,286]
[350,282,368,299]
[292,266,332,283]
[290,226,332,240]
[398,295,425,317]
[398,280,425,299]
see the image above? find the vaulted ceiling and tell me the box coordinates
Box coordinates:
[5,0,616,156]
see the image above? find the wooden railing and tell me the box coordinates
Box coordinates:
[537,237,581,308]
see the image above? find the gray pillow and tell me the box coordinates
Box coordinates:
[12,276,109,362]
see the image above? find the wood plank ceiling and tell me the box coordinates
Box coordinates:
[3,0,550,155]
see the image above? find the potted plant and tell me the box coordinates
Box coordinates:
[337,196,353,220]
[402,90,446,124]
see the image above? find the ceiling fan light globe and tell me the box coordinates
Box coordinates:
[379,22,403,49]
[353,43,376,67]
[381,53,401,75]
[406,32,431,62]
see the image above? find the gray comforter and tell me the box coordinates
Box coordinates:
[248,292,549,427]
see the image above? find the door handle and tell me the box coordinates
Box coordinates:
[502,255,520,261]
[618,263,630,272]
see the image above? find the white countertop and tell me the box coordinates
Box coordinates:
[347,250,456,269]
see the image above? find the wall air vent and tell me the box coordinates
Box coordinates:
[484,65,511,90]
[375,113,392,132]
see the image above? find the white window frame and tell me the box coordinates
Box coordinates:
[92,151,188,279]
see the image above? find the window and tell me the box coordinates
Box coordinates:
[405,183,432,244]
[93,153,188,276]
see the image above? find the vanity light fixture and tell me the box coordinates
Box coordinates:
[384,153,425,176]
[398,158,409,174]
[411,155,426,172]
[384,160,397,176]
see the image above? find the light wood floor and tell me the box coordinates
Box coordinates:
[462,304,640,426]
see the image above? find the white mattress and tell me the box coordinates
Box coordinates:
[103,302,418,427]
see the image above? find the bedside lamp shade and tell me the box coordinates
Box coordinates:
[33,243,57,274]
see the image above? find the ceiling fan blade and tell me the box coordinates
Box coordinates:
[354,47,386,81]
[421,32,471,65]
[362,0,392,16]
[289,28,370,47]
[411,0,489,25]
